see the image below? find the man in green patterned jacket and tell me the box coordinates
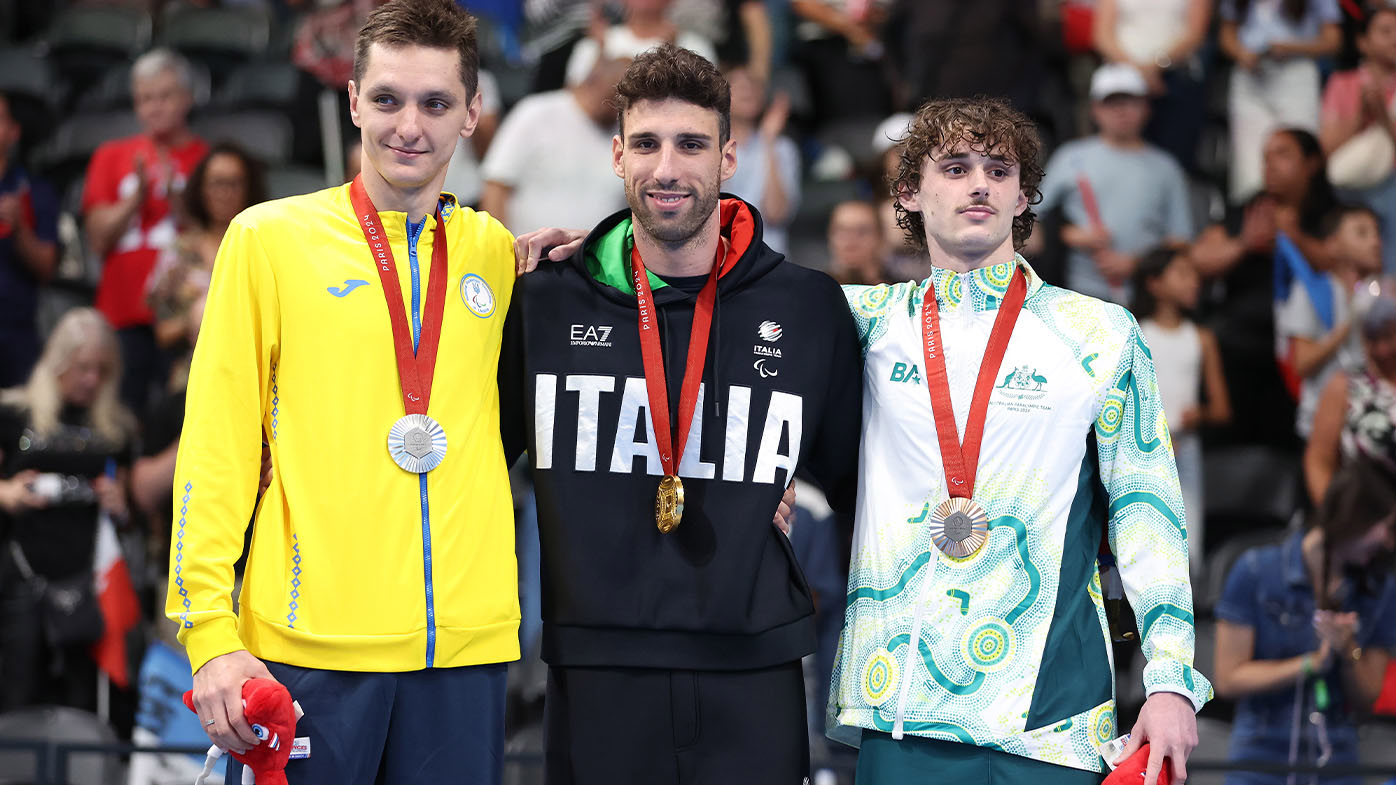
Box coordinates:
[827,96,1210,785]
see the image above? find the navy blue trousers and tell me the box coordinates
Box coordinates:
[227,661,507,785]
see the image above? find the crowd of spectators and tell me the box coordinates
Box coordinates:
[0,1,1394,783]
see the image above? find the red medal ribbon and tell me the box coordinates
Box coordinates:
[349,175,449,416]
[921,267,1028,499]
[631,237,733,474]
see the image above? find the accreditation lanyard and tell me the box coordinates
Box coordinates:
[630,238,732,474]
[348,175,448,417]
[920,268,1028,499]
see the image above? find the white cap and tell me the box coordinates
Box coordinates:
[872,112,914,155]
[1089,63,1149,100]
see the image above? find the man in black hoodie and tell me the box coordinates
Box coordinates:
[500,44,863,785]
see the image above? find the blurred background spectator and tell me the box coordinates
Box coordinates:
[0,308,133,718]
[1034,63,1195,303]
[1213,456,1396,785]
[1304,277,1396,504]
[0,91,59,390]
[81,49,207,414]
[1320,4,1396,275]
[146,142,265,354]
[722,63,799,254]
[481,55,627,234]
[1092,0,1213,171]
[1219,0,1341,202]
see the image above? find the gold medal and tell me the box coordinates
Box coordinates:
[927,497,989,558]
[655,474,685,534]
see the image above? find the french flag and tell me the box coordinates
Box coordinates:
[91,510,140,689]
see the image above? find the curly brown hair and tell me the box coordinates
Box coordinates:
[615,44,731,146]
[354,0,479,100]
[891,97,1044,252]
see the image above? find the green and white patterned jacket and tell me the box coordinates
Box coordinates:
[828,257,1212,772]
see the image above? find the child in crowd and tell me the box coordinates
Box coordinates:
[1132,245,1231,571]
[1275,204,1385,438]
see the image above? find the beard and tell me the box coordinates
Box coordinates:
[627,177,721,247]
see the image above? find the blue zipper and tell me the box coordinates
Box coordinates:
[406,217,436,667]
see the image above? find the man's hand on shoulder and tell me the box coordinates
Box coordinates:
[1118,691,1198,784]
[514,227,587,276]
[192,649,278,753]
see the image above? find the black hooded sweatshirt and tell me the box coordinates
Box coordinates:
[499,197,863,671]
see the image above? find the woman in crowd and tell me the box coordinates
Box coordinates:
[1305,278,1396,504]
[1093,0,1212,170]
[147,142,266,354]
[1319,5,1396,276]
[0,308,134,712]
[1213,454,1396,785]
[1193,128,1338,447]
[1219,0,1342,202]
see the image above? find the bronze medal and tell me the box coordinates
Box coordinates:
[928,497,990,558]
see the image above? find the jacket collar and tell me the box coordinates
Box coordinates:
[921,255,1045,315]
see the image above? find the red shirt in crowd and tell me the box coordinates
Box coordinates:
[82,134,207,330]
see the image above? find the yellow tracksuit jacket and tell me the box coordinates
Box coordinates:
[167,184,519,674]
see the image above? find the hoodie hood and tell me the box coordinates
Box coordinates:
[573,195,784,306]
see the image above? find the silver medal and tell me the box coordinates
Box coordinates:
[388,413,448,473]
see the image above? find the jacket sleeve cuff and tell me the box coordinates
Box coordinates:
[179,616,246,675]
[1143,659,1214,713]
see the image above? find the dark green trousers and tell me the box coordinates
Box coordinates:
[857,730,1105,785]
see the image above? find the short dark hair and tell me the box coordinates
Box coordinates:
[183,142,267,230]
[615,44,731,146]
[892,96,1044,252]
[354,0,479,100]
[1129,244,1189,321]
[1318,203,1380,240]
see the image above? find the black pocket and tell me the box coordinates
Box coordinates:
[670,670,701,749]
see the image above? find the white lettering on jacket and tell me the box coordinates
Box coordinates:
[535,374,802,483]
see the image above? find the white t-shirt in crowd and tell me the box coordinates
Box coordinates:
[480,89,626,236]
[1114,0,1191,63]
[565,26,717,87]
[1140,318,1201,434]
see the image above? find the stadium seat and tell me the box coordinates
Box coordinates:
[1198,527,1287,615]
[190,110,294,164]
[0,46,60,159]
[1203,446,1301,534]
[267,165,331,200]
[40,5,152,108]
[0,46,56,103]
[215,61,306,111]
[158,4,271,84]
[1359,721,1396,770]
[42,5,151,59]
[0,705,124,785]
[34,110,142,193]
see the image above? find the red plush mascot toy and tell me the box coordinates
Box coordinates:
[182,678,300,785]
[1103,743,1173,785]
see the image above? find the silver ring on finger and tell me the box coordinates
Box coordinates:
[205,718,216,726]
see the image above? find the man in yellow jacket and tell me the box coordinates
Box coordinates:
[166,1,519,781]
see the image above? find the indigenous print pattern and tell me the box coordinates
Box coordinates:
[831,257,1211,772]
